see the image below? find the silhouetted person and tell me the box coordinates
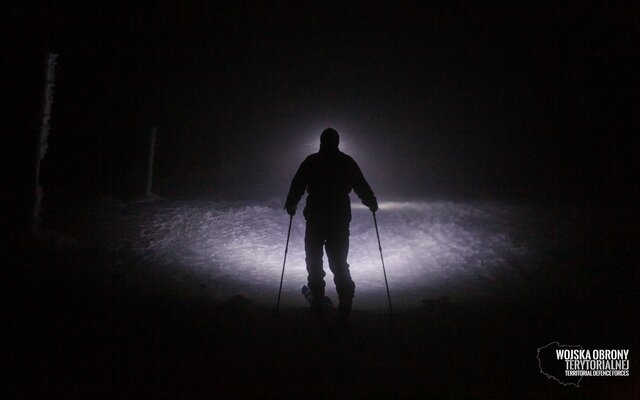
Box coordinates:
[285,128,378,321]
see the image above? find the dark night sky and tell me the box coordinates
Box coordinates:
[5,2,639,210]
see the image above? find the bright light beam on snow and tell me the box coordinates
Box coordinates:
[118,199,548,309]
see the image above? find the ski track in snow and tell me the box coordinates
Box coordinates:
[98,198,569,309]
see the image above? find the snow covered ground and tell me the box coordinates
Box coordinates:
[96,197,574,310]
[13,197,633,398]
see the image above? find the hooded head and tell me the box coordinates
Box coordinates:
[320,128,339,153]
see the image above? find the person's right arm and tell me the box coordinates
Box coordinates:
[349,158,378,213]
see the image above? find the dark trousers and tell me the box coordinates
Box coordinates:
[304,218,355,301]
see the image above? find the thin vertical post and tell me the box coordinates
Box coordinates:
[145,127,157,196]
[33,52,58,233]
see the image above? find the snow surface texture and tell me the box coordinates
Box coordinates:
[100,198,571,309]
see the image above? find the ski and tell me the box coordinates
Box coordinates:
[301,285,368,351]
[301,285,333,308]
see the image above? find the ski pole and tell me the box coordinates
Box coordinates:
[276,214,293,312]
[373,212,393,314]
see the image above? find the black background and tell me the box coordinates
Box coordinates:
[5,2,639,218]
[4,3,639,397]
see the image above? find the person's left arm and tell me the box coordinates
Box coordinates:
[284,159,309,215]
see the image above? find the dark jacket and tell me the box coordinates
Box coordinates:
[285,149,377,222]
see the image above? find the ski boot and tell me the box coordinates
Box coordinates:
[302,285,324,317]
[335,296,353,327]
